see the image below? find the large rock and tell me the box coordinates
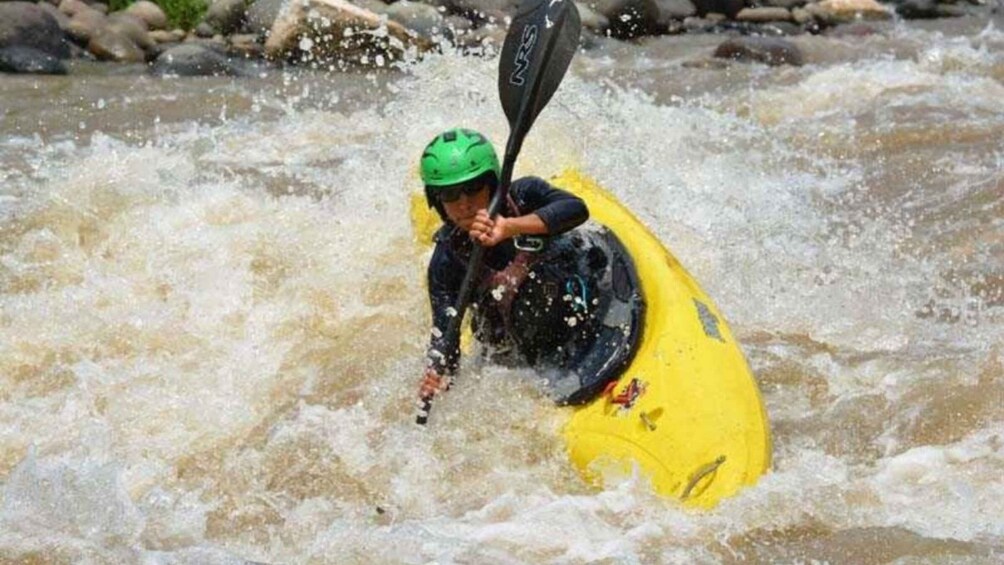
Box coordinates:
[0,2,71,58]
[88,29,146,62]
[65,8,107,43]
[736,6,792,21]
[246,0,287,36]
[384,1,446,38]
[205,0,248,34]
[58,0,93,18]
[893,0,965,18]
[805,0,891,23]
[791,5,813,22]
[37,2,71,29]
[713,36,803,65]
[692,0,745,18]
[149,29,187,43]
[151,43,238,75]
[0,45,68,74]
[106,13,154,50]
[125,0,169,30]
[589,0,660,38]
[265,0,432,65]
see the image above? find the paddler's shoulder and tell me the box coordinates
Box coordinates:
[510,175,553,194]
[509,176,562,205]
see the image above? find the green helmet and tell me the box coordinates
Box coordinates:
[420,128,501,188]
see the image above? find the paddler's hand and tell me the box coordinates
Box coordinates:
[469,210,512,247]
[418,368,448,401]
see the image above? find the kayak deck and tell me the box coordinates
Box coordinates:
[554,170,771,508]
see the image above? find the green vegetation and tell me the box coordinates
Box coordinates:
[108,0,210,31]
[156,0,209,30]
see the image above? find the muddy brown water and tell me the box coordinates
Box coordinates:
[1,17,1002,564]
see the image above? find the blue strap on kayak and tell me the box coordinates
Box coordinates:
[566,275,589,314]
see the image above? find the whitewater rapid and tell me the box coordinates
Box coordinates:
[1,18,1002,564]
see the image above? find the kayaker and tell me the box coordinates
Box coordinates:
[417,127,644,408]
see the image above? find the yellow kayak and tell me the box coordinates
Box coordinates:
[410,169,771,508]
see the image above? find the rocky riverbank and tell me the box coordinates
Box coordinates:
[0,0,998,76]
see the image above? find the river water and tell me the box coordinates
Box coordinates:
[1,15,1003,564]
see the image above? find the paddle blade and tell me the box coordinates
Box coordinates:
[499,0,581,136]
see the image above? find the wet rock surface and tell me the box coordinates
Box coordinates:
[0,45,69,74]
[151,42,241,76]
[713,35,804,65]
[0,0,993,75]
[0,2,72,58]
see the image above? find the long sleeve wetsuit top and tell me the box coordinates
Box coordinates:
[425,176,588,375]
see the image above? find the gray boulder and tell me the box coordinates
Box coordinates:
[805,0,890,24]
[125,0,169,29]
[37,2,71,29]
[88,29,146,62]
[0,2,71,58]
[205,0,248,34]
[58,0,93,18]
[692,0,745,18]
[893,0,939,17]
[713,36,802,65]
[65,8,106,43]
[151,43,239,75]
[790,5,812,23]
[264,0,431,64]
[149,29,187,43]
[0,45,68,74]
[893,0,966,18]
[735,6,792,21]
[107,13,154,49]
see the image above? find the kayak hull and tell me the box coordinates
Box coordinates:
[554,170,770,508]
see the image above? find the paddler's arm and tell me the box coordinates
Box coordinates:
[511,176,588,234]
[470,210,549,246]
[471,177,588,246]
[420,239,463,399]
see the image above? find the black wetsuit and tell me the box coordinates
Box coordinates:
[425,176,589,377]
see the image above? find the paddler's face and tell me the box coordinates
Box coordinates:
[441,184,490,232]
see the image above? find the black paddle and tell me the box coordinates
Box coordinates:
[417,0,581,425]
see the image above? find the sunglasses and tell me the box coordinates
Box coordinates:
[437,183,487,203]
